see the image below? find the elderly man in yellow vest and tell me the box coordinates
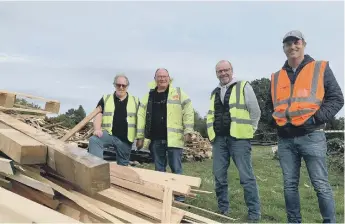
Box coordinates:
[88,74,139,166]
[206,60,261,221]
[136,68,194,201]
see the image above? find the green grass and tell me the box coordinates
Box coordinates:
[141,146,344,223]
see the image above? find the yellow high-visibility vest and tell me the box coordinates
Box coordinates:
[206,81,254,141]
[136,81,194,148]
[101,93,139,143]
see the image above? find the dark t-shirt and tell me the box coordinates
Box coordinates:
[150,89,168,140]
[97,93,131,144]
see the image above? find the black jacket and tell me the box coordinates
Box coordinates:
[266,54,344,138]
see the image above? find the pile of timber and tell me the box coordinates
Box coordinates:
[183,132,212,162]
[0,111,226,223]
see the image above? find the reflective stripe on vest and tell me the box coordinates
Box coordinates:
[101,94,138,142]
[271,60,326,126]
[206,81,254,141]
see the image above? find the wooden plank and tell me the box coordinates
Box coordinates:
[0,176,12,189]
[111,176,164,200]
[0,128,47,164]
[18,165,123,224]
[5,171,55,197]
[130,166,201,188]
[59,197,108,223]
[110,162,143,184]
[0,106,51,114]
[10,180,60,209]
[98,186,185,223]
[44,101,60,113]
[181,210,222,224]
[174,201,237,222]
[161,185,172,223]
[73,190,153,224]
[0,92,15,108]
[0,90,58,102]
[0,112,110,194]
[0,157,15,175]
[0,186,80,223]
[61,106,101,141]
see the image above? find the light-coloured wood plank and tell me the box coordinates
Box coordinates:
[0,106,51,114]
[5,171,55,197]
[0,112,110,195]
[73,190,153,224]
[111,176,164,200]
[0,157,15,175]
[10,180,60,209]
[18,165,123,224]
[0,128,47,164]
[0,186,80,223]
[98,186,185,223]
[44,101,60,113]
[0,92,15,108]
[161,185,172,223]
[110,162,143,184]
[130,166,201,188]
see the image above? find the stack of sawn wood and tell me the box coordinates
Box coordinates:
[0,111,219,223]
[183,132,212,162]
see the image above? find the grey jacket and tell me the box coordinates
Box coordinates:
[218,77,261,131]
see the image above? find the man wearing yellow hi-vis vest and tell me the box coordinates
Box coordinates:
[136,68,194,201]
[88,74,139,166]
[207,60,261,221]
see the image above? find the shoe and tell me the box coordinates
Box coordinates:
[247,217,260,223]
[219,210,229,216]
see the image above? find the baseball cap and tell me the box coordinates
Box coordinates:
[282,30,305,43]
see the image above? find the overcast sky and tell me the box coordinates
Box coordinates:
[0,1,344,118]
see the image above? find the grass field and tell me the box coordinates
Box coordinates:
[141,146,344,223]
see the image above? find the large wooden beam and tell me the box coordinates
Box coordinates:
[0,128,47,164]
[0,112,110,195]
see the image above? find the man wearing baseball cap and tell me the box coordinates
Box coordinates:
[266,30,344,223]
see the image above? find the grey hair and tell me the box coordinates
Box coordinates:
[215,60,233,72]
[113,73,130,86]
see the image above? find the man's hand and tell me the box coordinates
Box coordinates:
[93,129,103,138]
[184,133,193,143]
[136,139,144,149]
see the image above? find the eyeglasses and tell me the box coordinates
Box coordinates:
[115,83,127,88]
[216,68,231,74]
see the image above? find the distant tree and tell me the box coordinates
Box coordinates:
[46,105,86,129]
[250,78,277,142]
[194,110,207,138]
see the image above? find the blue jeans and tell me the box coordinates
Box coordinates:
[88,130,132,166]
[150,140,184,201]
[278,130,336,223]
[211,136,261,219]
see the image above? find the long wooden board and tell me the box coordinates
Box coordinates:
[0,128,47,164]
[110,162,143,184]
[0,186,80,223]
[130,166,201,188]
[98,186,185,223]
[73,190,152,224]
[0,112,110,194]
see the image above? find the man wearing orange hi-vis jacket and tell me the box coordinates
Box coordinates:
[135,68,194,202]
[266,30,344,223]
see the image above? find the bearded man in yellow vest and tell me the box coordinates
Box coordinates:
[136,68,194,202]
[266,30,344,223]
[206,60,261,221]
[88,74,139,166]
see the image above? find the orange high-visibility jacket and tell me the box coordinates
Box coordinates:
[270,60,327,126]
